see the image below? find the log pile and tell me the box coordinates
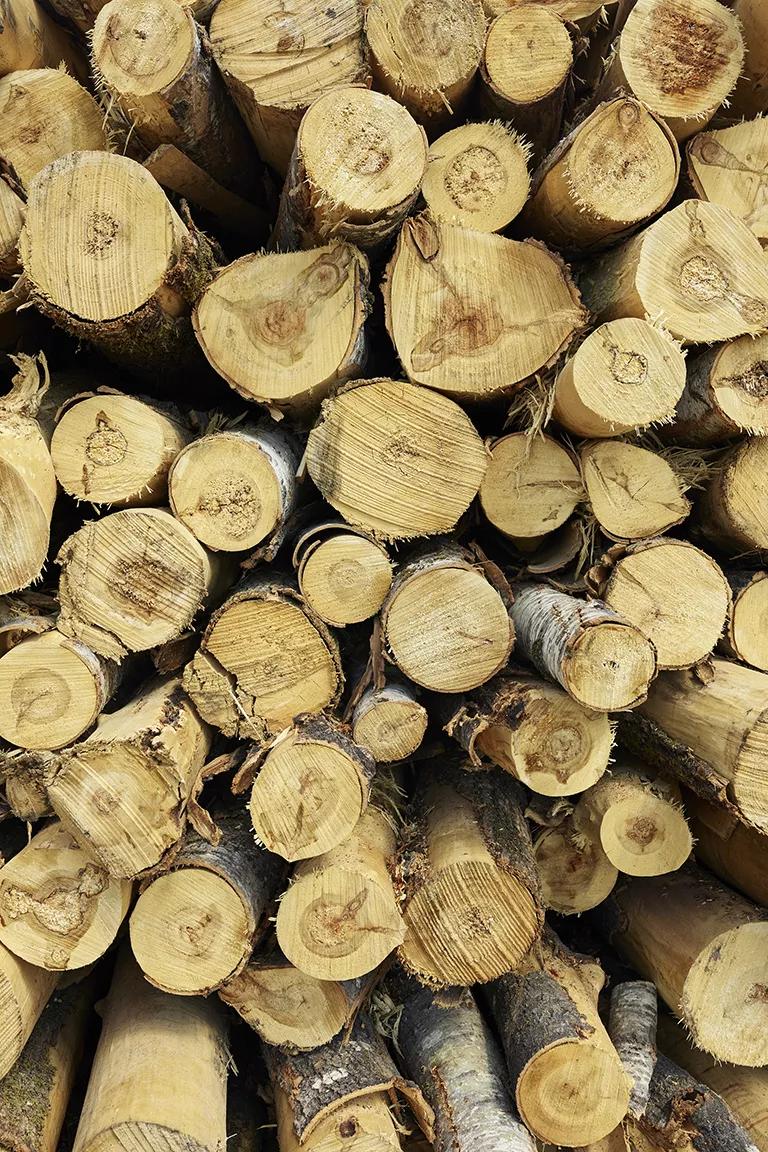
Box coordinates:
[0,1,766,1150]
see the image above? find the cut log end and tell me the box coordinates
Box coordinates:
[93,0,194,99]
[535,823,619,914]
[581,440,690,541]
[298,534,393,627]
[422,121,530,233]
[517,1040,630,1147]
[479,433,583,542]
[594,786,692,877]
[352,684,428,763]
[726,573,768,671]
[566,621,657,712]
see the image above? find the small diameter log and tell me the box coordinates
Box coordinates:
[697,436,768,554]
[609,980,658,1119]
[0,70,105,192]
[305,378,487,541]
[0,179,24,278]
[276,804,404,981]
[722,569,768,671]
[596,863,768,1066]
[365,0,485,133]
[20,151,217,376]
[534,819,618,914]
[0,822,131,971]
[0,0,83,78]
[1,749,56,823]
[44,0,108,33]
[183,576,342,741]
[598,0,744,142]
[294,523,393,627]
[194,242,369,421]
[209,0,367,175]
[729,0,768,120]
[0,941,57,1078]
[688,120,768,247]
[274,1085,401,1152]
[511,584,657,712]
[664,333,768,446]
[591,539,731,670]
[572,761,692,876]
[479,433,583,545]
[49,677,211,879]
[169,423,298,553]
[72,949,228,1152]
[580,200,768,344]
[397,766,542,987]
[686,791,768,908]
[144,144,268,242]
[487,931,630,1146]
[51,392,191,507]
[92,0,255,194]
[352,682,428,763]
[384,214,586,402]
[478,9,572,162]
[522,98,680,253]
[130,807,285,994]
[553,319,686,438]
[580,440,690,541]
[422,122,530,234]
[273,87,428,252]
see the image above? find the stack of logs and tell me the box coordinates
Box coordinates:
[0,0,768,1150]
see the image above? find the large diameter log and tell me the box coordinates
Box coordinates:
[352,682,428,763]
[194,242,369,421]
[685,791,768,908]
[397,766,543,987]
[553,319,686,438]
[0,179,24,278]
[479,433,583,544]
[511,584,657,712]
[697,436,768,554]
[183,576,342,740]
[0,941,57,1078]
[305,378,487,541]
[729,0,768,120]
[487,931,630,1146]
[276,805,404,981]
[0,0,84,77]
[273,87,427,252]
[422,122,530,234]
[722,569,768,671]
[72,950,228,1152]
[20,151,218,376]
[384,214,586,402]
[595,863,768,1066]
[580,201,768,344]
[688,120,768,247]
[294,522,393,627]
[580,440,690,542]
[664,333,768,446]
[0,822,131,970]
[49,677,211,879]
[209,0,367,175]
[534,819,618,914]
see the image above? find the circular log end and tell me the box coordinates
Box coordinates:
[480,433,583,541]
[299,534,393,627]
[600,791,693,877]
[422,121,530,234]
[565,621,657,712]
[535,824,618,914]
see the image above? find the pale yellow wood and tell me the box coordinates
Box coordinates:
[482,0,606,20]
[0,0,84,79]
[0,940,56,1078]
[422,122,530,233]
[698,433,768,554]
[297,533,393,627]
[352,683,428,763]
[729,0,768,120]
[724,572,768,671]
[535,820,618,914]
[275,1085,400,1152]
[688,119,768,246]
[580,440,689,541]
[687,791,768,908]
[0,179,24,278]
[664,332,768,445]
[479,433,583,541]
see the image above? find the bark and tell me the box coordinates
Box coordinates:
[662,335,768,446]
[609,980,658,1118]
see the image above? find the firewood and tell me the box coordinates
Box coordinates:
[209,0,368,175]
[305,378,487,540]
[273,87,428,252]
[169,423,298,553]
[534,818,619,914]
[479,433,583,545]
[352,681,428,764]
[687,120,768,247]
[665,346,768,455]
[0,941,57,1078]
[0,180,24,278]
[384,215,586,402]
[0,822,131,970]
[595,863,768,1066]
[72,949,228,1152]
[728,0,768,120]
[553,319,686,438]
[580,440,690,541]
[274,1085,402,1152]
[721,569,768,671]
[511,584,658,712]
[421,122,530,234]
[482,0,606,21]
[1,749,56,823]
[182,575,343,740]
[0,0,84,78]
[685,791,768,908]
[478,9,572,162]
[275,804,404,981]
[397,765,542,986]
[20,151,218,376]
[697,436,768,554]
[486,930,630,1146]
[143,144,268,241]
[51,391,191,507]
[293,523,393,627]
[48,677,211,879]
[193,243,370,421]
[608,980,658,1119]
[44,0,108,32]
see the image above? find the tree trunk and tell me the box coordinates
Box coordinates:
[486,930,630,1147]
[580,440,690,542]
[608,980,658,1118]
[687,120,768,248]
[293,521,393,627]
[0,178,23,278]
[534,817,618,914]
[510,583,657,712]
[0,0,84,79]
[0,939,57,1078]
[421,122,530,234]
[721,569,768,671]
[383,214,586,403]
[479,433,583,545]
[49,676,212,879]
[397,764,543,987]
[351,681,428,764]
[193,242,370,423]
[697,437,768,554]
[662,333,768,446]
[686,790,768,908]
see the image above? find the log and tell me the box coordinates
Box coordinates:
[351,681,428,763]
[608,980,658,1118]
[275,804,404,981]
[129,806,285,994]
[0,69,105,192]
[685,790,768,908]
[193,242,370,421]
[384,214,586,402]
[553,319,686,438]
[510,584,658,712]
[209,0,368,175]
[728,0,768,120]
[722,569,768,671]
[143,144,268,241]
[44,0,107,32]
[381,547,514,693]
[534,818,618,914]
[293,522,393,627]
[482,0,606,22]
[182,575,343,741]
[274,1085,401,1152]
[273,87,428,251]
[49,676,212,879]
[1,749,56,822]
[0,822,130,970]
[697,436,768,554]
[0,940,57,1078]
[478,9,572,163]
[580,440,690,542]
[688,120,768,247]
[421,122,530,234]
[479,433,583,545]
[0,0,84,78]
[486,930,630,1146]
[0,179,23,278]
[595,863,768,1066]
[20,151,218,377]
[663,333,768,446]
[169,423,299,553]
[243,716,375,861]
[51,391,191,507]
[72,949,228,1152]
[397,765,543,987]
[305,378,487,541]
